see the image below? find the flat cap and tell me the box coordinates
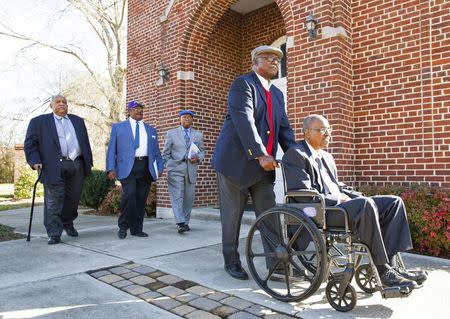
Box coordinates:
[127,100,145,108]
[179,110,195,117]
[251,45,283,61]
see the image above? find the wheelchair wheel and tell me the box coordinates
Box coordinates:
[246,206,327,302]
[326,278,357,312]
[355,264,377,293]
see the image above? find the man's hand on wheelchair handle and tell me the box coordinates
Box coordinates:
[257,155,278,171]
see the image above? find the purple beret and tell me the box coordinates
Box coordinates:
[179,110,195,117]
[127,100,144,108]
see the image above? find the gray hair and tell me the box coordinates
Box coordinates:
[303,114,328,131]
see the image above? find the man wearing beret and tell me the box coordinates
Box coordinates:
[24,94,93,244]
[212,45,296,279]
[162,110,205,233]
[106,100,164,239]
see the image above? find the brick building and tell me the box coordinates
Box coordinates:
[127,0,450,209]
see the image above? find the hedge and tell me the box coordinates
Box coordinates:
[358,184,449,258]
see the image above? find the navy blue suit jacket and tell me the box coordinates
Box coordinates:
[106,120,164,181]
[24,113,93,184]
[282,140,361,206]
[212,71,295,184]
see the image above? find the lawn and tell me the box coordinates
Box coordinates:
[0,224,25,242]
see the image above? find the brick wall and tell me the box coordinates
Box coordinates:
[127,0,450,211]
[352,0,450,187]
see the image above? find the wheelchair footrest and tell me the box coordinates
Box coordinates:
[381,286,411,299]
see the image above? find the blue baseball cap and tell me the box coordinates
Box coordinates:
[179,110,195,117]
[127,100,144,108]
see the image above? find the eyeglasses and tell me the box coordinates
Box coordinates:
[258,55,281,64]
[309,127,332,135]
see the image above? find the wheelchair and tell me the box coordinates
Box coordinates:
[245,162,412,312]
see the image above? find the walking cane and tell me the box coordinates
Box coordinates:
[26,168,42,242]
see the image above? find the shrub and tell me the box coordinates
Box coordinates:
[0,145,14,183]
[98,182,156,217]
[357,184,450,258]
[13,167,43,199]
[80,169,114,209]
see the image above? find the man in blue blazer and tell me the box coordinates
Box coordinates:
[106,100,164,239]
[24,95,93,244]
[212,45,296,279]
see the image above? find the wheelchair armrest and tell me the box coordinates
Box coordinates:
[285,189,321,198]
[324,206,351,233]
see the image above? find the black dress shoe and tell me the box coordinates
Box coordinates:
[131,231,149,237]
[395,268,428,285]
[118,229,127,239]
[224,263,248,280]
[380,268,418,289]
[48,236,61,245]
[177,224,189,233]
[64,226,78,237]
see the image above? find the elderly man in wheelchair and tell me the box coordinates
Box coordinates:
[245,114,427,312]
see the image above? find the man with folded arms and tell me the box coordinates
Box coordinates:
[106,100,164,239]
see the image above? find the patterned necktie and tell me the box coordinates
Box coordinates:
[134,121,140,150]
[61,117,77,160]
[315,157,341,197]
[184,129,190,148]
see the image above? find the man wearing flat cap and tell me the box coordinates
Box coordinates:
[106,100,164,239]
[212,45,296,279]
[24,94,93,244]
[162,110,205,233]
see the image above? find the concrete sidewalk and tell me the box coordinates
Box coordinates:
[0,206,449,319]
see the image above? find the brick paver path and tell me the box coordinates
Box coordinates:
[89,262,297,319]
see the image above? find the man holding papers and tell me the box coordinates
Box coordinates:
[106,100,164,239]
[162,110,205,233]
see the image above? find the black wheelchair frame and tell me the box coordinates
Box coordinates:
[245,162,411,312]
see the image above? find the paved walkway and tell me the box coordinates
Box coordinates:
[0,206,449,319]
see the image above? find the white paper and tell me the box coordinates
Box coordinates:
[152,160,158,180]
[188,142,200,159]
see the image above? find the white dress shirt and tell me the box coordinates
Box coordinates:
[255,72,272,91]
[305,141,342,203]
[129,118,148,157]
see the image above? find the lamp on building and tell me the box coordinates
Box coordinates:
[305,12,318,39]
[159,64,169,83]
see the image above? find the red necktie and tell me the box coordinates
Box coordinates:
[264,89,274,156]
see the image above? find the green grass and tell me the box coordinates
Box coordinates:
[0,224,26,242]
[0,203,37,212]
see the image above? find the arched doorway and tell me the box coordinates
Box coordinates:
[160,0,291,210]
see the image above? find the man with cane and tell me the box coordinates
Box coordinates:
[24,95,93,244]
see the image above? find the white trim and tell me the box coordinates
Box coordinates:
[322,26,348,39]
[286,36,294,49]
[177,71,195,81]
[271,35,287,49]
[160,0,178,22]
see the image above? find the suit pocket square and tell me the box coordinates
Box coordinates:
[152,135,156,139]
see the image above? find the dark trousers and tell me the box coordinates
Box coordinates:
[118,159,153,234]
[43,160,84,237]
[337,195,413,265]
[217,172,278,267]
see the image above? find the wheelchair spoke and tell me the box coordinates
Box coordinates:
[286,223,304,249]
[258,226,280,249]
[250,251,278,258]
